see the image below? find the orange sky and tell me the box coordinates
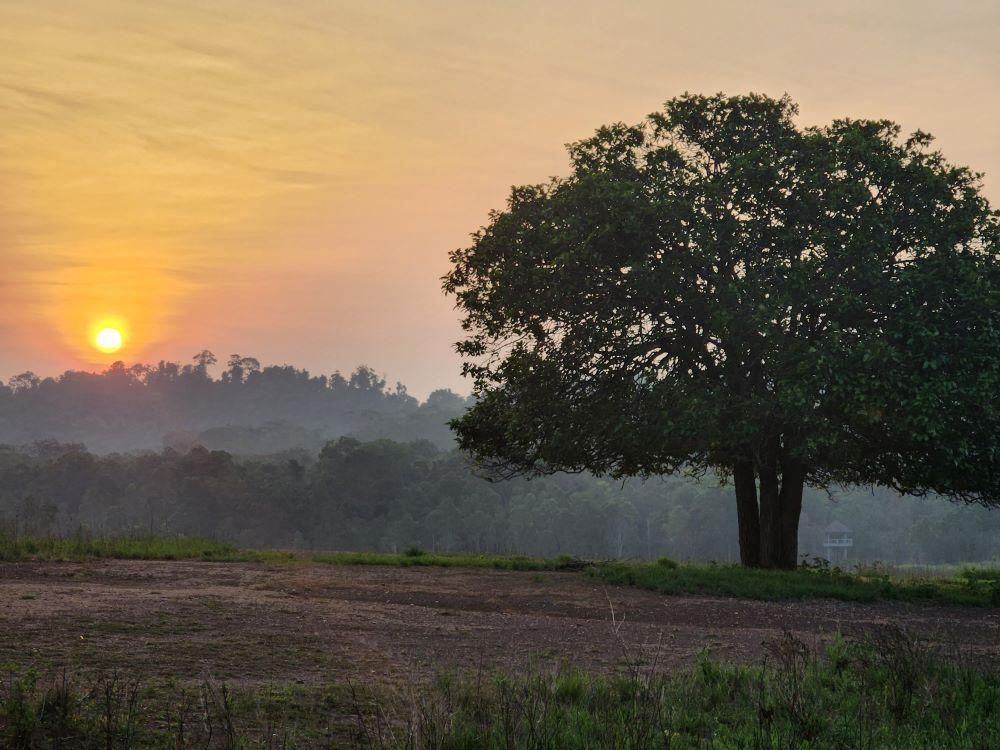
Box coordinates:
[1,0,997,397]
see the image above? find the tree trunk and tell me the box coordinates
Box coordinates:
[733,454,807,570]
[758,462,805,569]
[733,461,761,567]
[778,460,806,569]
[757,459,784,568]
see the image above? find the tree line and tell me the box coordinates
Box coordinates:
[0,353,470,453]
[1,439,996,565]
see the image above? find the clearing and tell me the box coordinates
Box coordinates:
[3,559,998,687]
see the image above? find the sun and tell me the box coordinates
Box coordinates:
[94,326,124,353]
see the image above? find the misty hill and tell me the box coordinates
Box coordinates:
[0,354,471,453]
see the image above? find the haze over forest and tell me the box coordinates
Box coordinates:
[0,354,469,453]
[2,355,997,565]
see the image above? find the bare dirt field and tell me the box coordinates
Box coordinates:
[3,560,998,687]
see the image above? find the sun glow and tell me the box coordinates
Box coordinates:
[94,326,124,354]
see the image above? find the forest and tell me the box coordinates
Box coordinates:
[2,354,997,565]
[1,435,997,565]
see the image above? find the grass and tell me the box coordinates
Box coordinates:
[0,534,573,571]
[592,559,1000,607]
[2,629,997,748]
[368,629,999,749]
[0,534,253,563]
[307,548,566,571]
[0,667,359,749]
[2,533,998,606]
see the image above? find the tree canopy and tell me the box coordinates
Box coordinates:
[445,92,1000,568]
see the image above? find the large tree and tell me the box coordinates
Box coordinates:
[444,93,1000,569]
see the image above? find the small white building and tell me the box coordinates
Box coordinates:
[822,521,854,563]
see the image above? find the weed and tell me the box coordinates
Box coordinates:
[2,631,998,749]
[354,631,999,749]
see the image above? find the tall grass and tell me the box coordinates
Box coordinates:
[357,629,999,749]
[0,667,353,749]
[3,630,996,749]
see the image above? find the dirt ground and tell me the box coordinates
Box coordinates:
[3,560,998,687]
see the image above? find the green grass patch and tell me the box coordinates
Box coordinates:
[306,549,563,571]
[0,534,252,563]
[0,533,572,571]
[592,559,1000,607]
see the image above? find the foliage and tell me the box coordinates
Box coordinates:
[444,92,1000,568]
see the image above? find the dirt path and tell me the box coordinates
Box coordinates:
[3,560,997,686]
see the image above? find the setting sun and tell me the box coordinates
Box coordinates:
[95,327,124,354]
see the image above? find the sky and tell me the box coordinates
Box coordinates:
[1,0,997,398]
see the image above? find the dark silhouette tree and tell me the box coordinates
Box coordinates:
[223,354,261,384]
[192,350,218,374]
[444,92,1000,568]
[225,354,245,384]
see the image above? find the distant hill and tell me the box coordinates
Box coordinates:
[0,355,471,453]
